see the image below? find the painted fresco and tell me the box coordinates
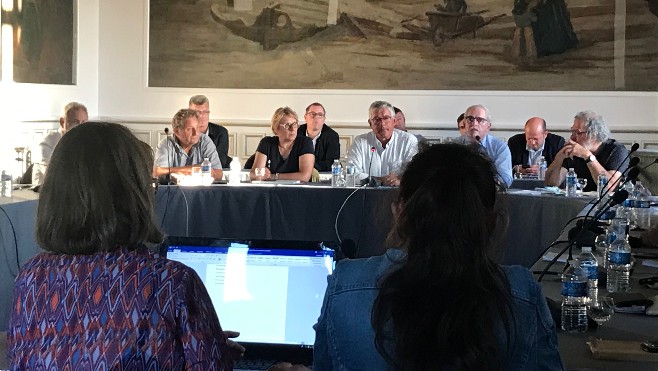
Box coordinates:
[148,0,658,90]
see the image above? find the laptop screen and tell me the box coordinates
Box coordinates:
[166,241,334,347]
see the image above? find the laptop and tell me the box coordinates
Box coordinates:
[164,239,334,370]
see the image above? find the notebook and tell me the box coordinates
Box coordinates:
[164,240,334,370]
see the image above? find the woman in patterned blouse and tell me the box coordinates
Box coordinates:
[7,122,241,370]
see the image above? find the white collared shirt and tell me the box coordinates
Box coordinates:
[347,129,418,180]
[526,142,545,166]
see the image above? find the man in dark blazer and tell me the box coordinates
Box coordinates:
[297,102,340,172]
[508,117,565,175]
[189,95,232,168]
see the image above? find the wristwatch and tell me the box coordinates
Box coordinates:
[585,154,597,164]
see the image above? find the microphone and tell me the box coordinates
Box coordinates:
[641,158,658,171]
[538,189,629,282]
[367,146,378,187]
[164,127,173,185]
[475,135,481,142]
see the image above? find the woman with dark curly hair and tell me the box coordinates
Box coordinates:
[313,143,564,370]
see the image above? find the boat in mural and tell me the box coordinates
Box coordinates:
[210,3,328,50]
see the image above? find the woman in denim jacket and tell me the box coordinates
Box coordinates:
[313,143,564,371]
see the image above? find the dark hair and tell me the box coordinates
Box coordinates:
[457,112,465,124]
[36,122,163,254]
[372,143,513,371]
[305,102,326,114]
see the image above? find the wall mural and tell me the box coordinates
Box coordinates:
[148,0,658,90]
[1,0,75,84]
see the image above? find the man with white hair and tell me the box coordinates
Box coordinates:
[347,101,418,186]
[545,111,629,192]
[457,104,513,187]
[33,102,88,185]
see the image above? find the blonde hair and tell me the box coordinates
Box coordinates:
[270,107,298,134]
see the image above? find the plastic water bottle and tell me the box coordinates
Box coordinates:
[566,168,577,197]
[623,181,637,229]
[345,159,356,187]
[331,159,342,187]
[578,246,598,304]
[634,181,651,230]
[561,264,589,332]
[606,234,631,293]
[201,157,211,181]
[537,156,547,180]
[229,157,241,184]
[0,171,11,198]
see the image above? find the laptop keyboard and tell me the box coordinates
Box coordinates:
[234,358,277,370]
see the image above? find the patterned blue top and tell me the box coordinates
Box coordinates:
[7,247,234,370]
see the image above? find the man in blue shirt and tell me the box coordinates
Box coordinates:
[457,104,513,187]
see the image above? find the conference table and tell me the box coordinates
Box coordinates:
[533,210,658,370]
[154,184,590,267]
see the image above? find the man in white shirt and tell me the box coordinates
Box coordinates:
[33,102,88,185]
[347,101,418,186]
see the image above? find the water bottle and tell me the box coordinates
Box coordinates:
[561,264,589,332]
[537,156,547,180]
[634,181,651,230]
[606,233,631,293]
[1,171,11,198]
[578,246,598,304]
[566,168,577,197]
[597,174,608,199]
[331,159,342,187]
[201,157,211,181]
[621,181,636,229]
[229,157,241,184]
[345,159,356,187]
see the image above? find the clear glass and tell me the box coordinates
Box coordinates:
[254,167,266,181]
[576,178,588,195]
[589,297,615,328]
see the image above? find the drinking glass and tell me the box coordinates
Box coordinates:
[576,178,588,195]
[254,167,266,181]
[589,297,615,332]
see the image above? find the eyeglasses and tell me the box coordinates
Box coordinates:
[306,112,325,118]
[570,129,587,136]
[196,110,210,116]
[370,116,392,124]
[279,122,299,130]
[465,116,489,125]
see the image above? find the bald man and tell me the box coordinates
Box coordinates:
[507,117,565,175]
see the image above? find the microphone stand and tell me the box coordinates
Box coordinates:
[367,146,376,187]
[537,190,628,282]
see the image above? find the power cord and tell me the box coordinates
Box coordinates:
[0,205,20,278]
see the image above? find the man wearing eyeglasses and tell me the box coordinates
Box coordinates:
[189,95,232,168]
[545,111,629,192]
[457,105,513,187]
[347,101,418,186]
[508,117,565,175]
[297,102,340,172]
